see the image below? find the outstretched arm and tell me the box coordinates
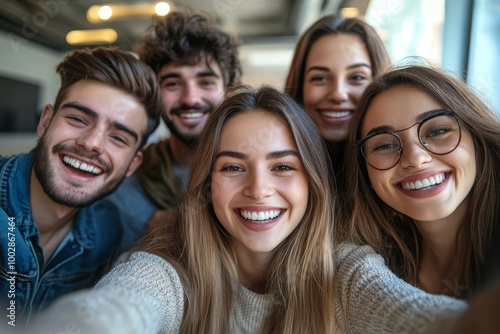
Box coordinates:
[334,244,468,334]
[27,251,185,334]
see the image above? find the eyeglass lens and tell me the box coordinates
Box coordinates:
[361,114,461,170]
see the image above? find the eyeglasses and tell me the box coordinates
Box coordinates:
[357,110,462,170]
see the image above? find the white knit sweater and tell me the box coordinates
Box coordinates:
[30,244,467,334]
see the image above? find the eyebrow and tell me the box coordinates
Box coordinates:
[215,149,299,160]
[61,102,139,143]
[158,70,221,85]
[365,109,450,136]
[306,63,372,73]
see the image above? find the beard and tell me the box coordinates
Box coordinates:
[33,134,127,208]
[164,103,212,148]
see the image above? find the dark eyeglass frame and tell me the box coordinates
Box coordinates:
[357,110,462,171]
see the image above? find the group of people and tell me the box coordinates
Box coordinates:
[1,8,499,334]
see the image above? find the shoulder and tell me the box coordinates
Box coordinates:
[335,242,385,267]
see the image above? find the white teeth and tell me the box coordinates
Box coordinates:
[401,173,445,190]
[63,156,103,175]
[240,210,281,222]
[322,111,351,119]
[180,112,203,119]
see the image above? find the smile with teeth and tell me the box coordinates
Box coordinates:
[63,155,103,175]
[240,209,282,223]
[400,173,446,190]
[321,111,351,119]
[179,112,204,119]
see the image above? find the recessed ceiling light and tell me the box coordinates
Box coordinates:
[87,2,171,23]
[66,29,118,45]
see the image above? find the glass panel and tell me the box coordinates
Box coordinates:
[365,0,446,65]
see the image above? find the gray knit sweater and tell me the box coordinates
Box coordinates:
[31,244,467,334]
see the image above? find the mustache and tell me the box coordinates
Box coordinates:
[171,103,211,115]
[52,143,112,173]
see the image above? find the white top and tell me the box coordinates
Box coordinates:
[30,244,467,333]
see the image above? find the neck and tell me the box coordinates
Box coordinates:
[234,244,268,294]
[414,205,467,296]
[168,136,194,167]
[30,168,76,262]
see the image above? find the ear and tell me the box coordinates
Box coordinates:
[125,151,143,177]
[37,104,55,137]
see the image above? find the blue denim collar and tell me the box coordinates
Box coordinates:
[1,150,97,249]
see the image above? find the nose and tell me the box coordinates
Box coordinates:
[180,82,203,107]
[399,137,432,169]
[327,79,348,103]
[243,168,274,200]
[76,127,105,153]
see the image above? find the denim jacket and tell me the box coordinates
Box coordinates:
[0,151,123,326]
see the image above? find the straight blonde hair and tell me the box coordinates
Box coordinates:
[141,85,337,333]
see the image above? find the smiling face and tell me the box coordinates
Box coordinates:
[361,85,476,222]
[158,58,225,145]
[34,79,147,207]
[211,110,309,261]
[303,33,372,143]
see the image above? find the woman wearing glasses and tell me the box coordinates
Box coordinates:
[343,64,500,298]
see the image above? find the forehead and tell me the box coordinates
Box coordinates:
[306,33,371,68]
[361,85,444,134]
[158,57,223,78]
[218,110,295,152]
[61,80,148,136]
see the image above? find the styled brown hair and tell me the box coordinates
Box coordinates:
[54,47,162,148]
[141,85,336,333]
[137,10,241,88]
[344,64,500,297]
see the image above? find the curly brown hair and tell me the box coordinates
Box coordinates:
[136,11,241,88]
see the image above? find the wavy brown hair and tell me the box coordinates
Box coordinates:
[141,85,336,333]
[343,64,500,297]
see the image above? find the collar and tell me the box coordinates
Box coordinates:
[1,150,97,249]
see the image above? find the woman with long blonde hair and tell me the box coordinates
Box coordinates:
[30,85,466,334]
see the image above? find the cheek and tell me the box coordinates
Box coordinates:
[161,91,176,109]
[350,85,369,105]
[210,176,234,208]
[303,85,324,107]
[366,169,389,197]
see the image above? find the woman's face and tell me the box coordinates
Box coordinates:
[303,33,372,143]
[211,110,308,261]
[360,85,476,223]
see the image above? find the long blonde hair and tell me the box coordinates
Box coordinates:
[141,85,337,333]
[344,64,500,297]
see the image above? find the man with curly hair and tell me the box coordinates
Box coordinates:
[104,11,241,245]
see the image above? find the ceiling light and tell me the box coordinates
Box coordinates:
[87,2,171,23]
[155,2,170,16]
[66,28,118,45]
[341,7,359,18]
[98,6,113,20]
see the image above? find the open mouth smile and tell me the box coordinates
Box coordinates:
[62,155,103,175]
[239,209,282,224]
[321,110,351,119]
[400,173,446,190]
